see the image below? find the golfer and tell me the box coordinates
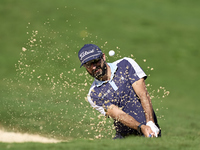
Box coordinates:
[78,44,161,139]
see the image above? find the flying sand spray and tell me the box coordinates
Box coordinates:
[3,6,169,140]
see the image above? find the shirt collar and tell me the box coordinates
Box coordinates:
[94,62,118,87]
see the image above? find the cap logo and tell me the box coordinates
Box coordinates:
[78,44,102,67]
[79,49,94,60]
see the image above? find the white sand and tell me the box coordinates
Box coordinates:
[0,129,61,143]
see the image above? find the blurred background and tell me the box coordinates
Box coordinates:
[0,0,200,140]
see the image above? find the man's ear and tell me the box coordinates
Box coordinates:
[102,53,106,61]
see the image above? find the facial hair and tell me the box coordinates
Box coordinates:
[87,61,107,80]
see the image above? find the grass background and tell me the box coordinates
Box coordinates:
[0,0,200,149]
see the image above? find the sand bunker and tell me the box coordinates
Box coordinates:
[0,129,61,143]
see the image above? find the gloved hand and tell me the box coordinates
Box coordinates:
[146,121,160,137]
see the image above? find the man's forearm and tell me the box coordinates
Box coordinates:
[116,112,141,130]
[140,93,154,123]
[106,104,154,137]
[132,78,155,123]
[106,104,140,130]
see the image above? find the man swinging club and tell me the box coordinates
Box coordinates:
[78,44,161,139]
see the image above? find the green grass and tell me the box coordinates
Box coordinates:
[0,0,200,149]
[0,136,200,150]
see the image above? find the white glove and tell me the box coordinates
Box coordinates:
[146,121,160,137]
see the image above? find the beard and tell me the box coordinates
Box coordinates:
[87,61,107,80]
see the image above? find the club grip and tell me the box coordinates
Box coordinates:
[149,134,152,137]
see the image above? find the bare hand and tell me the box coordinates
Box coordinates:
[141,125,154,137]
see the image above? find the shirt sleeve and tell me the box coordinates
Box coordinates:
[87,85,108,116]
[124,57,147,85]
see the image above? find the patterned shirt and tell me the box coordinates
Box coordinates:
[87,57,157,135]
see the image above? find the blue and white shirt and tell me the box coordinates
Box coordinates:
[87,57,156,135]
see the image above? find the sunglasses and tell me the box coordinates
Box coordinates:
[83,58,102,69]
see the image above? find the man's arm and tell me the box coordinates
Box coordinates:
[132,78,154,123]
[106,104,153,137]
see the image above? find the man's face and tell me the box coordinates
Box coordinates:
[83,57,107,80]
